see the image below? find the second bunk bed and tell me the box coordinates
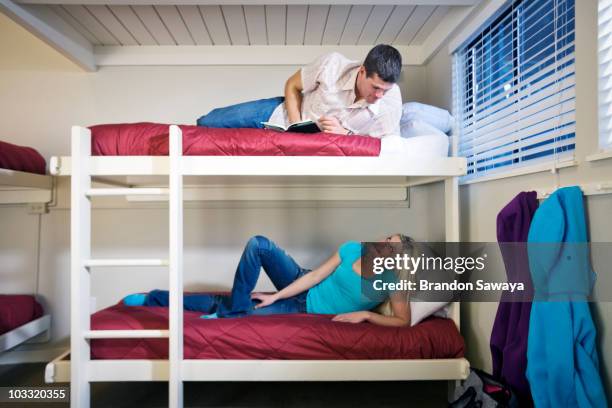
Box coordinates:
[0,139,53,358]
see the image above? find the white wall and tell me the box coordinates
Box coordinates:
[0,12,440,362]
[425,0,611,396]
[0,11,428,159]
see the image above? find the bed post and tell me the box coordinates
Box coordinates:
[446,93,462,400]
[445,174,461,402]
[169,125,184,408]
[445,176,460,327]
[448,52,462,331]
[70,126,92,407]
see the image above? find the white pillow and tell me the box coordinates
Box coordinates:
[375,298,449,326]
[400,119,447,139]
[401,102,454,134]
[380,133,449,158]
[410,300,450,326]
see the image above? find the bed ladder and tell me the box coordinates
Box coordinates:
[71,125,184,408]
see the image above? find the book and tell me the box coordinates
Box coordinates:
[261,120,321,134]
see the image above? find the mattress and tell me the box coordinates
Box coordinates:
[0,140,46,174]
[90,123,381,157]
[91,303,465,360]
[0,295,44,335]
[379,134,449,158]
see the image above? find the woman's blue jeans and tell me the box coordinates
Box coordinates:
[196,97,284,128]
[143,235,309,317]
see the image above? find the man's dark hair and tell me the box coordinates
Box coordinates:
[363,44,402,83]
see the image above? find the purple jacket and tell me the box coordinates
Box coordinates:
[490,191,538,407]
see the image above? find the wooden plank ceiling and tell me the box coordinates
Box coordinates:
[39,4,453,46]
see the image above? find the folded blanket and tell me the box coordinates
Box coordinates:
[0,295,44,335]
[0,140,46,174]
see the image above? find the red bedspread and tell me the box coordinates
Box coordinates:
[0,295,44,335]
[90,123,381,156]
[0,140,46,174]
[91,304,464,360]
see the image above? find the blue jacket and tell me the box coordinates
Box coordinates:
[526,186,607,407]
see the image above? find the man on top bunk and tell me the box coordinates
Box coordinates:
[197,44,403,139]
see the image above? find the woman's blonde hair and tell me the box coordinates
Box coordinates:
[374,233,416,318]
[397,233,415,251]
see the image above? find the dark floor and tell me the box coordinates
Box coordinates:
[0,363,450,407]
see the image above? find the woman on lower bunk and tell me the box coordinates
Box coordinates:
[124,235,412,327]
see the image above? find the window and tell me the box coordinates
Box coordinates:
[599,0,612,150]
[454,0,576,181]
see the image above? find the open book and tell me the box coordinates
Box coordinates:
[261,120,321,134]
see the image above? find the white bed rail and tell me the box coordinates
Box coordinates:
[0,168,52,205]
[168,125,183,408]
[70,125,184,407]
[70,125,91,408]
[47,358,471,383]
[0,315,51,353]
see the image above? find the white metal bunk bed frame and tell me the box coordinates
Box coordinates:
[0,166,53,357]
[46,125,469,407]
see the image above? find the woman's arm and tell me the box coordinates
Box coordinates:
[252,251,340,309]
[332,293,411,327]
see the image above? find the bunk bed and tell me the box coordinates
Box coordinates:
[0,295,51,354]
[43,124,468,407]
[0,140,53,356]
[0,139,52,206]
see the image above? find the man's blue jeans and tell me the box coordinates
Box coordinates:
[196,97,285,128]
[144,235,309,317]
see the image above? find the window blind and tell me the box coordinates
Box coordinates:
[454,0,576,181]
[600,0,612,150]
